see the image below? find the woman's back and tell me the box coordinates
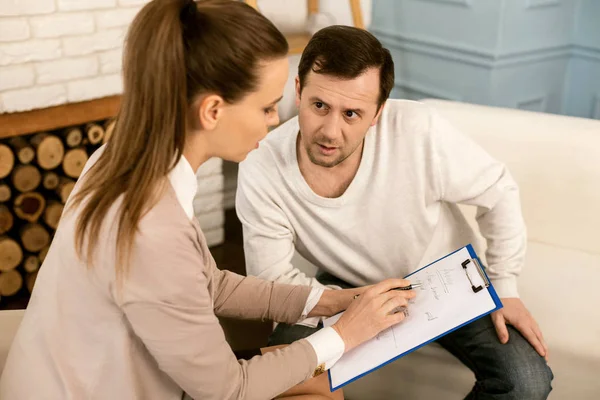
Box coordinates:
[1,149,198,399]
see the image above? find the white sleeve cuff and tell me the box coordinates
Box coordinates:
[299,287,324,322]
[305,326,345,370]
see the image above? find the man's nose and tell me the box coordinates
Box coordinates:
[320,114,342,143]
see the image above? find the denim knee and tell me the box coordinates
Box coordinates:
[508,360,553,400]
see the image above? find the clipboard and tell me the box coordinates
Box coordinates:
[324,244,503,391]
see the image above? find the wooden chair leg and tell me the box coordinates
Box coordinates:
[348,0,365,29]
[242,0,259,10]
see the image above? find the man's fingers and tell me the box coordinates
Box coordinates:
[520,326,546,358]
[532,324,549,360]
[492,313,509,344]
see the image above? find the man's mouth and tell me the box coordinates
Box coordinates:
[317,144,337,155]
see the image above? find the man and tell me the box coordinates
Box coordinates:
[236,25,553,399]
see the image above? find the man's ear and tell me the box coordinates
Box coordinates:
[197,94,225,131]
[371,101,386,126]
[295,76,301,108]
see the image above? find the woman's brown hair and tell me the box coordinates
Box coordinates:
[68,0,288,281]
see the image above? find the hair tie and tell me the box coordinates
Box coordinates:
[181,0,197,19]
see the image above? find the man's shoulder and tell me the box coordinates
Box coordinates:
[375,100,441,145]
[380,99,435,126]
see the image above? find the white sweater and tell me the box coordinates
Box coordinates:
[236,100,526,298]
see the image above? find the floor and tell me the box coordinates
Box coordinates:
[1,209,273,352]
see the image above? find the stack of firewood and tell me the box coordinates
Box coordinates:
[0,119,116,305]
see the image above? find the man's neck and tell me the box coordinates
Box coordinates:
[297,133,364,199]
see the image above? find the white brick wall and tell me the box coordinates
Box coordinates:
[0,0,56,16]
[36,56,98,84]
[67,73,122,102]
[0,65,35,91]
[30,13,95,38]
[98,49,122,74]
[95,8,139,29]
[0,18,30,42]
[0,0,149,113]
[1,84,66,113]
[58,0,117,12]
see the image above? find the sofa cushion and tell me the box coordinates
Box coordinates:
[422,99,600,257]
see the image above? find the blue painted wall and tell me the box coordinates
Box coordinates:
[564,0,600,118]
[371,0,600,119]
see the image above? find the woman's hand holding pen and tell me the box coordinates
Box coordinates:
[331,279,416,352]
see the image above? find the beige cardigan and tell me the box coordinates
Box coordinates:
[0,153,317,400]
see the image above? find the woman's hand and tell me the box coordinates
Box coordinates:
[307,286,370,318]
[331,279,416,352]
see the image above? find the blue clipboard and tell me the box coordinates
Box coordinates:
[328,244,503,392]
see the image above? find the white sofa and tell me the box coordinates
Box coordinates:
[332,99,600,399]
[2,100,599,398]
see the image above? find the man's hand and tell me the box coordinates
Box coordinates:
[492,298,548,361]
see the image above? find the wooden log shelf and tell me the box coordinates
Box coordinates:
[0,96,123,308]
[0,96,121,140]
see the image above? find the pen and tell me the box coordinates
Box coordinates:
[394,283,422,291]
[353,283,422,299]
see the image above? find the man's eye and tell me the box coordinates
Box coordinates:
[345,110,356,118]
[315,102,324,109]
[264,107,276,114]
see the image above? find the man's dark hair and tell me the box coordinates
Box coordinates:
[298,25,395,110]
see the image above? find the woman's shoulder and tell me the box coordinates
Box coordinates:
[137,183,197,240]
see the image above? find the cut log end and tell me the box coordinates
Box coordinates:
[0,236,23,272]
[63,148,88,178]
[9,137,35,165]
[0,144,15,180]
[0,182,11,202]
[26,270,38,294]
[38,246,50,263]
[57,178,76,204]
[42,172,59,190]
[103,119,116,144]
[64,127,83,148]
[12,164,42,193]
[20,223,50,253]
[31,133,65,170]
[44,201,64,230]
[14,192,46,223]
[0,269,23,297]
[0,204,13,235]
[24,254,40,273]
[86,123,105,145]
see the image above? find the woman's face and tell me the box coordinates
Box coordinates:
[207,57,289,162]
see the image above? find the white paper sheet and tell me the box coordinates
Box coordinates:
[323,246,500,390]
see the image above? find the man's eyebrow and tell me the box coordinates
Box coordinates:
[308,96,328,105]
[344,107,365,114]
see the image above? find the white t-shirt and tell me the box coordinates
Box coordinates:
[237,100,526,299]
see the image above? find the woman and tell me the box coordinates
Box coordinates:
[0,1,414,399]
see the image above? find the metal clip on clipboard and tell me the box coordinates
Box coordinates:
[461,258,490,293]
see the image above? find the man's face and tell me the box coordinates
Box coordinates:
[295,68,382,168]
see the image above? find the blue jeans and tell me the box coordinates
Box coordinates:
[269,272,553,400]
